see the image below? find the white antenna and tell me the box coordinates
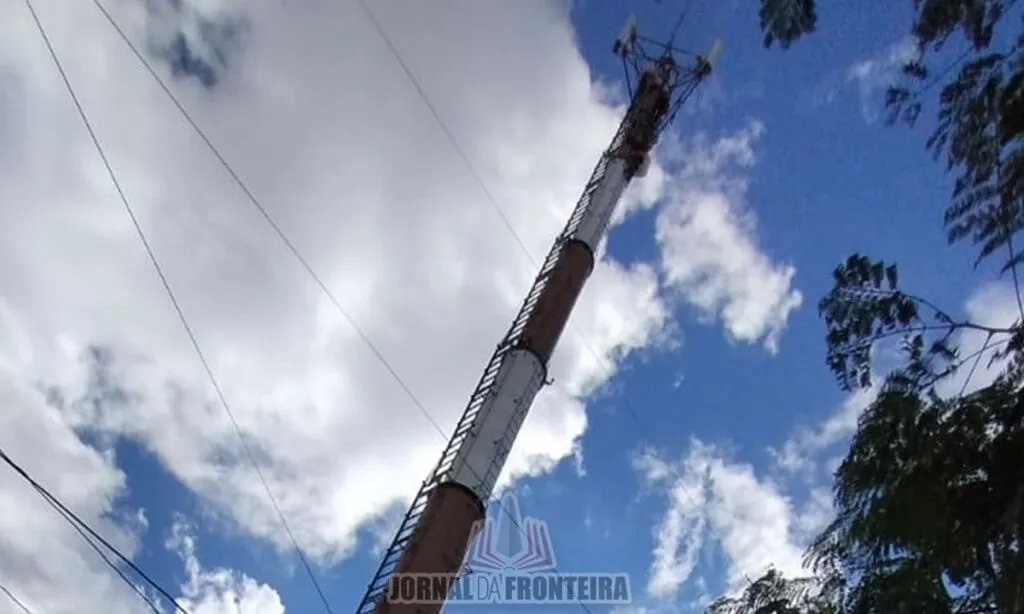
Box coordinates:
[706,38,723,69]
[613,13,638,56]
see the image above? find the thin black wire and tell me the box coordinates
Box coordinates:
[83,8,596,614]
[667,0,698,47]
[0,445,184,614]
[352,0,750,599]
[89,0,451,446]
[0,583,35,614]
[93,0,715,607]
[24,3,336,613]
[957,331,995,398]
[351,0,539,270]
[349,0,688,433]
[353,0,717,529]
[43,491,164,614]
[62,5,585,612]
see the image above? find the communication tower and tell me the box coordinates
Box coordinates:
[356,14,720,614]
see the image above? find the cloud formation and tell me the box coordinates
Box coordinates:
[169,520,286,614]
[0,0,801,611]
[635,439,826,602]
[812,37,917,122]
[656,120,803,353]
[770,281,1023,480]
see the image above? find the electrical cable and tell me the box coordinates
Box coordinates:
[356,0,781,596]
[353,0,714,522]
[957,331,995,399]
[350,0,684,444]
[87,0,729,609]
[0,444,184,614]
[88,0,453,459]
[0,583,35,614]
[87,0,547,592]
[43,491,165,614]
[22,3,335,613]
[83,5,598,613]
[351,0,539,268]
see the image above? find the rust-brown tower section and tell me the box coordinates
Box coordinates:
[356,19,717,614]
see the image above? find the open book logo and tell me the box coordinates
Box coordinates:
[387,489,632,605]
[464,491,557,573]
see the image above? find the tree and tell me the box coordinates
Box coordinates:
[809,254,1024,614]
[760,0,1024,277]
[705,568,839,614]
[736,3,1024,614]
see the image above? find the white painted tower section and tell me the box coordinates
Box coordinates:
[449,348,546,499]
[572,157,631,252]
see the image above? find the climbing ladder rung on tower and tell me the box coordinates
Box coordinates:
[356,122,624,614]
[452,420,476,440]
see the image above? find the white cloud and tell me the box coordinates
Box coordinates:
[0,374,146,614]
[770,282,1023,479]
[0,370,285,614]
[846,38,917,122]
[935,282,1022,398]
[656,120,803,353]
[635,441,814,601]
[0,0,801,610]
[168,519,286,614]
[769,385,876,477]
[811,37,917,122]
[634,443,710,598]
[1,0,665,565]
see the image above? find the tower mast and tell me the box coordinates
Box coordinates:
[356,16,720,614]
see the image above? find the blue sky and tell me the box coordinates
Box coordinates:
[0,1,1018,614]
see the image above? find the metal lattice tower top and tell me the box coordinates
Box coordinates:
[356,13,720,614]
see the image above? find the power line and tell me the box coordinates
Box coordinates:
[0,444,184,614]
[352,0,539,267]
[354,0,778,591]
[83,7,594,614]
[23,3,335,613]
[95,0,768,604]
[0,583,35,614]
[351,0,700,498]
[88,0,452,446]
[87,0,728,606]
[351,0,670,428]
[43,489,164,614]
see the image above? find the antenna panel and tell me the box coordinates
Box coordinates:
[706,38,723,69]
[613,13,637,55]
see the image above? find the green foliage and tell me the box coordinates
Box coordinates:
[706,568,839,614]
[719,6,1024,614]
[884,0,1022,274]
[811,251,1023,614]
[818,254,1017,392]
[760,0,1024,273]
[758,0,817,49]
[806,375,1024,614]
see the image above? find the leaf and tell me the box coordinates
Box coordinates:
[885,264,899,290]
[759,0,817,49]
